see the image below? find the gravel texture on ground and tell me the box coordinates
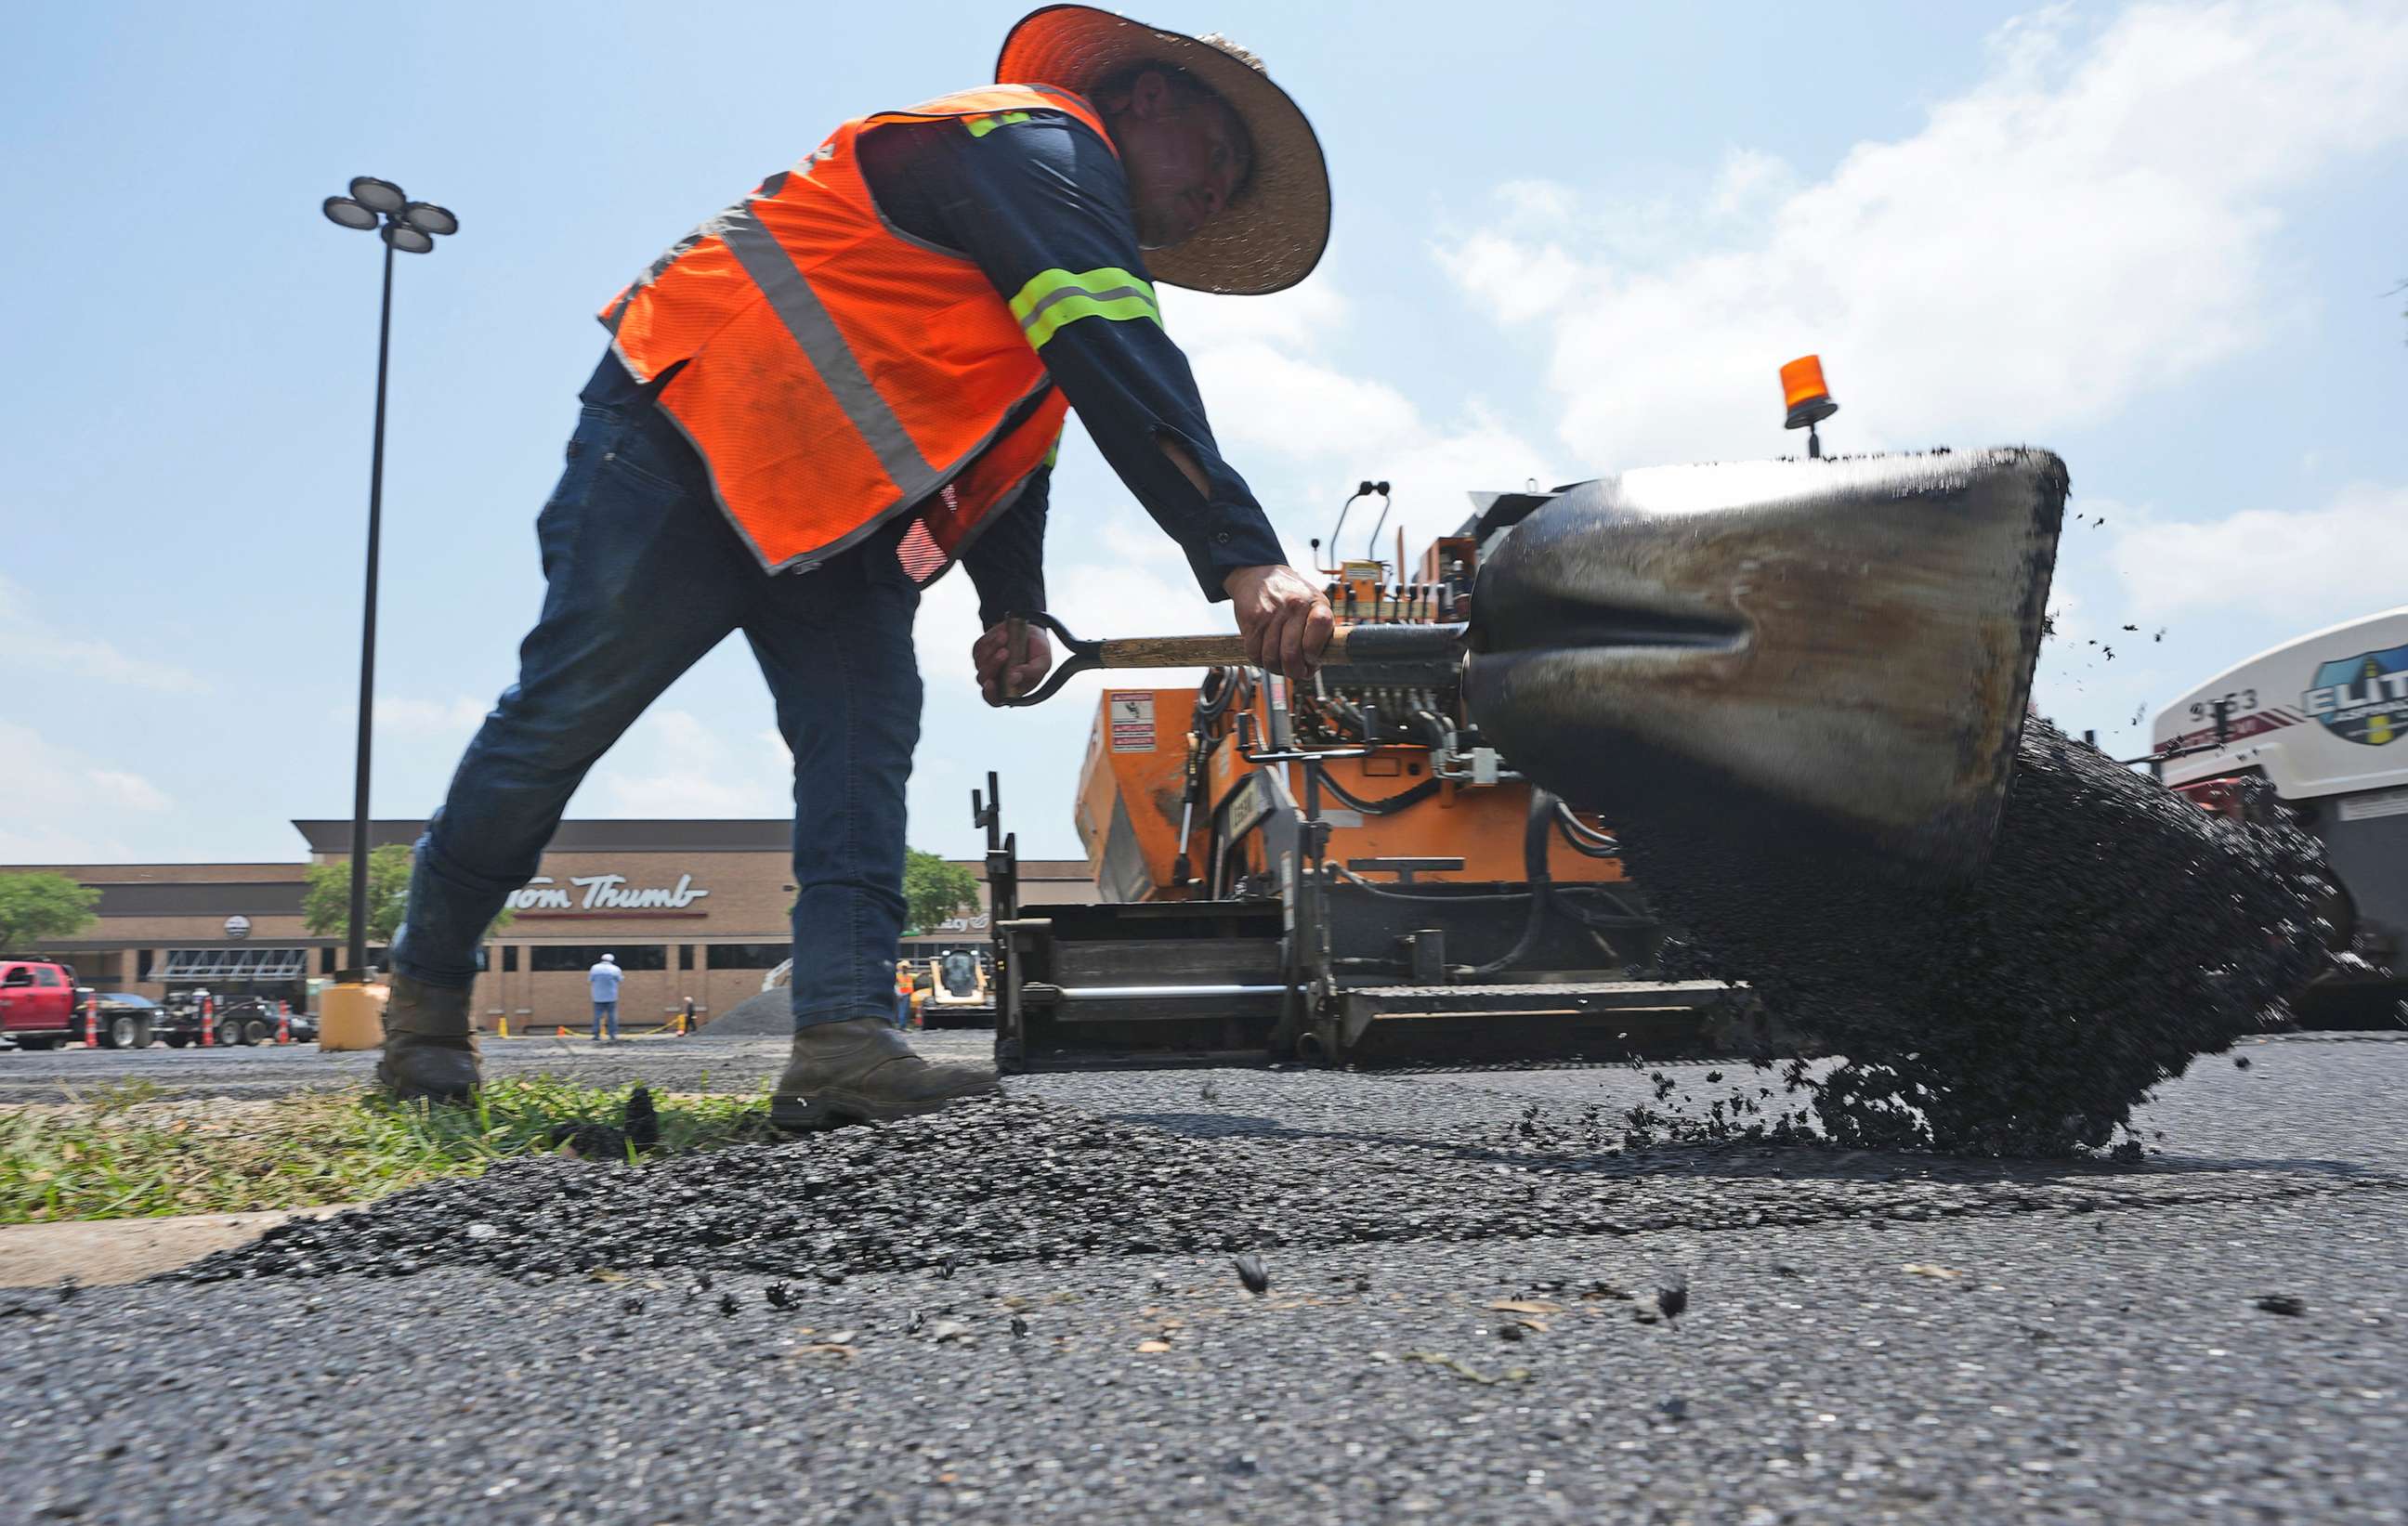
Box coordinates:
[1624,718,2332,1154]
[5,1039,2400,1525]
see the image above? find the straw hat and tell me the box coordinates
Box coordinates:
[995,6,1329,295]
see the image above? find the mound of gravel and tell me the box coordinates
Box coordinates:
[184,1089,2283,1287]
[1629,718,2331,1154]
[706,988,795,1037]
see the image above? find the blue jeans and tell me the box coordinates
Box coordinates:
[591,999,620,1040]
[394,351,923,1032]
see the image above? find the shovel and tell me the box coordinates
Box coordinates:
[1003,448,2065,885]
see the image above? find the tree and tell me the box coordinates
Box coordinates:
[303,844,515,946]
[304,844,416,945]
[0,871,99,953]
[902,848,982,934]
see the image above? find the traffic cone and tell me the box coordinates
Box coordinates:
[84,995,98,1049]
[201,994,215,1047]
[277,1000,291,1045]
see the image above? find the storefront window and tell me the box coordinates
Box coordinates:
[530,945,667,972]
[501,946,519,972]
[704,943,793,970]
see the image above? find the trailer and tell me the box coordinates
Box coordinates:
[2153,606,2408,1018]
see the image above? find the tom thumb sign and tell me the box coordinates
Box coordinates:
[504,873,711,917]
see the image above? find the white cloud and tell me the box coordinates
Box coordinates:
[2108,480,2408,621]
[1433,233,1582,326]
[0,574,206,691]
[1436,0,2408,470]
[1707,149,1797,222]
[373,695,492,737]
[1185,340,1423,460]
[582,707,794,817]
[0,719,171,861]
[1496,178,1578,228]
[1159,277,1555,528]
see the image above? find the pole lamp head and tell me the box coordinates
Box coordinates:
[348,176,407,215]
[324,179,460,251]
[399,201,459,237]
[322,196,380,231]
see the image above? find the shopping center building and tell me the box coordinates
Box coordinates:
[10,821,1095,1033]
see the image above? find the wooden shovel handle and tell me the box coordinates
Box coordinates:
[1092,623,1467,671]
[1096,634,1253,668]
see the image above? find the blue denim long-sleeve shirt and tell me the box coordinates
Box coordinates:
[857,106,1288,629]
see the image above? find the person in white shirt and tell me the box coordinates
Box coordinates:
[588,954,624,1042]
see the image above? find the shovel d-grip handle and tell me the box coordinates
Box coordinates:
[999,614,1466,708]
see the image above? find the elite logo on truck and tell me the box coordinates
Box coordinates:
[2304,645,2408,747]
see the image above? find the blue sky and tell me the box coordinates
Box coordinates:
[4,0,2404,866]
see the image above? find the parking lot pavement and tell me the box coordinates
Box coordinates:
[0,1031,998,1103]
[0,1037,2400,1524]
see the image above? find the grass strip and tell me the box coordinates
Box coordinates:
[0,1077,779,1224]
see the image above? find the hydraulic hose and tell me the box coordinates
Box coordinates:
[1318,770,1442,815]
[1554,802,1620,855]
[1464,789,1560,975]
[1194,664,1249,725]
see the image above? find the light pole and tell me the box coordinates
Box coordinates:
[322,177,458,982]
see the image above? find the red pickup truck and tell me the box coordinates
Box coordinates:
[0,959,83,1048]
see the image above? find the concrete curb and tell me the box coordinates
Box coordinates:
[0,1203,367,1288]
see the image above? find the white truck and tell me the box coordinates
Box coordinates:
[2153,606,2408,1016]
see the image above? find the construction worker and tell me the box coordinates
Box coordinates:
[378,7,1336,1124]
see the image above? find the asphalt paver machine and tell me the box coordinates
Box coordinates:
[977,446,2066,1072]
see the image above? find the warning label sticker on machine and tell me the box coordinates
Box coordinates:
[1107,692,1156,752]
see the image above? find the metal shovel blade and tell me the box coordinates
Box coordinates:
[1465,448,2066,885]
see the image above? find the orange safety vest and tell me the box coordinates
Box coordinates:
[602,85,1110,578]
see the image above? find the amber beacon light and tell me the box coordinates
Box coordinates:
[1780,353,1839,458]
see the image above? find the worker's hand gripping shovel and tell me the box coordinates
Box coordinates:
[998,449,2066,886]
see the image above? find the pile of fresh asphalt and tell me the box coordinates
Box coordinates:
[183,1096,1678,1284]
[182,1075,2343,1288]
[1625,717,2332,1154]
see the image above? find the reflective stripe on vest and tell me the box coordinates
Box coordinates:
[1009,267,1161,351]
[600,84,1117,576]
[713,207,926,491]
[963,111,1032,137]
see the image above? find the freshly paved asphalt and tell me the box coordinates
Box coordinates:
[2,1034,2401,1523]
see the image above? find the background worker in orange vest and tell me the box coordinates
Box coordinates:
[378,7,1335,1125]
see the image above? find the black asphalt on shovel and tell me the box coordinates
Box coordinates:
[1005,448,2067,885]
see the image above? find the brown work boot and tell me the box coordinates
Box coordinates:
[375,973,481,1102]
[769,1018,997,1129]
